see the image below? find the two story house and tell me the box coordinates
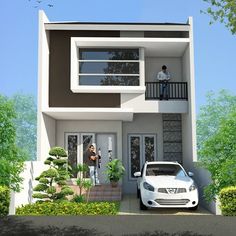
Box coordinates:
[37,10,197,194]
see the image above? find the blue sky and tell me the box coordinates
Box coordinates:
[0,0,235,112]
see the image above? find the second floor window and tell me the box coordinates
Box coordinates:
[78,48,140,86]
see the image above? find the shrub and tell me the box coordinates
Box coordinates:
[219,186,236,216]
[71,194,85,203]
[0,186,10,216]
[16,201,119,216]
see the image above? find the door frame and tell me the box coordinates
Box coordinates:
[65,132,117,169]
[128,133,157,181]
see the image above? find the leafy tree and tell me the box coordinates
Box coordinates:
[12,94,37,161]
[0,95,26,192]
[197,89,236,155]
[203,0,236,34]
[199,109,236,201]
[33,147,74,201]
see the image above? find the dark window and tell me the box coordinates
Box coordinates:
[67,135,78,178]
[79,76,139,86]
[78,48,140,86]
[79,48,139,60]
[79,62,139,74]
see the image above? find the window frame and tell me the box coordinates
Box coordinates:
[70,37,146,93]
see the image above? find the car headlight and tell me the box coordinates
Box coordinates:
[143,182,155,192]
[189,183,197,192]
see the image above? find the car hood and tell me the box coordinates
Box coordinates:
[144,175,193,188]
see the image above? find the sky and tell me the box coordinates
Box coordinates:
[0,0,235,113]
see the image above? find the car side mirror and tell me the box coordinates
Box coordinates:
[188,172,194,177]
[134,171,141,177]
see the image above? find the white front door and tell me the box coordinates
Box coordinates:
[96,134,116,184]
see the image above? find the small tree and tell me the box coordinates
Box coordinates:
[75,163,92,203]
[33,147,73,201]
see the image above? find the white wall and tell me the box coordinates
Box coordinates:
[38,114,56,161]
[121,93,188,113]
[122,114,163,193]
[181,45,197,168]
[145,57,182,82]
[11,161,47,213]
[190,163,221,215]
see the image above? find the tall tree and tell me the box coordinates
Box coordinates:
[0,95,26,192]
[197,89,236,155]
[203,0,236,34]
[12,94,37,161]
[199,109,236,201]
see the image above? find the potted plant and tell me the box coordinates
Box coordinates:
[105,159,125,187]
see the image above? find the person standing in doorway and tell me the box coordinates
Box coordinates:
[86,145,100,186]
[157,65,171,100]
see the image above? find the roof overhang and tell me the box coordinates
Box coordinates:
[43,108,134,121]
[45,23,190,32]
[72,37,189,57]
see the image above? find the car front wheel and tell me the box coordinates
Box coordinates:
[139,196,148,210]
[189,204,198,211]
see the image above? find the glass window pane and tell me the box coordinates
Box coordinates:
[79,62,139,74]
[67,135,78,178]
[79,48,139,60]
[79,76,139,86]
[146,164,186,176]
[130,136,141,178]
[145,136,155,162]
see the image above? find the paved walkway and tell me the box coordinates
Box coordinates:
[119,194,212,215]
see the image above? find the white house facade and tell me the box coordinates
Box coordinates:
[37,11,197,194]
[14,11,226,215]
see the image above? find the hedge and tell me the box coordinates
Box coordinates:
[0,186,10,216]
[219,186,236,216]
[16,201,119,216]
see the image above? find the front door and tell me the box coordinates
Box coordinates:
[96,134,116,184]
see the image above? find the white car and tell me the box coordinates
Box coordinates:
[134,161,198,210]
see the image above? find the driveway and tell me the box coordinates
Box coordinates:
[119,194,212,215]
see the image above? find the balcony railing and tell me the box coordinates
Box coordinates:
[145,82,188,100]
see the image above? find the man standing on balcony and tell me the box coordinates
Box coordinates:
[157,65,170,100]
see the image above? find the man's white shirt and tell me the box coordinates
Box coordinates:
[157,71,170,81]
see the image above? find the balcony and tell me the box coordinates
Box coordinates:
[145,82,188,100]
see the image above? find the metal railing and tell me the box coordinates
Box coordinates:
[145,82,188,100]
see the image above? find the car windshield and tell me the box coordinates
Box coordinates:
[146,164,186,177]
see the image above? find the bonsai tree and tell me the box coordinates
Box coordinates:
[105,159,125,187]
[33,147,74,201]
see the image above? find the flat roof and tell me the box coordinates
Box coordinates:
[46,21,189,26]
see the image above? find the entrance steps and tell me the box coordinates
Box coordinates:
[88,184,122,201]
